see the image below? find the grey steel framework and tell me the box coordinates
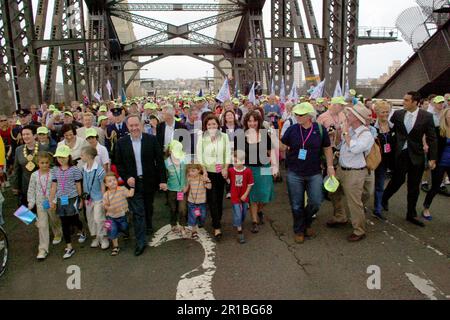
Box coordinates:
[0,0,403,113]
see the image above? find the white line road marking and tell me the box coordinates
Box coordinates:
[149,225,217,300]
[385,221,444,257]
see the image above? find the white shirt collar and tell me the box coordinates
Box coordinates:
[130,134,142,142]
[406,108,419,116]
[83,161,99,172]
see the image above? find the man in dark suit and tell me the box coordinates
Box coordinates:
[115,115,167,256]
[156,104,187,152]
[106,107,129,161]
[382,91,437,227]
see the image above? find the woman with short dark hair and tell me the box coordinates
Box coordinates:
[11,126,49,206]
[58,124,88,168]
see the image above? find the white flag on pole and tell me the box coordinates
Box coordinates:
[333,81,342,97]
[94,91,102,102]
[344,78,350,100]
[310,79,325,99]
[106,80,113,98]
[248,82,256,105]
[279,76,286,103]
[270,79,275,96]
[288,81,298,103]
[216,78,231,102]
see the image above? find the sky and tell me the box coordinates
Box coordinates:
[34,0,420,81]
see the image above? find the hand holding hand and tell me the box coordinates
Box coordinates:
[159,183,168,191]
[429,160,436,170]
[127,177,136,188]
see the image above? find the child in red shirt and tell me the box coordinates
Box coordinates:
[228,150,254,244]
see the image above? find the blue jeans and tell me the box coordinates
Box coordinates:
[286,171,323,234]
[374,163,387,214]
[187,202,207,227]
[232,203,248,228]
[107,216,129,240]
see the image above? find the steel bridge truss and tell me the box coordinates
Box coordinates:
[0,0,401,110]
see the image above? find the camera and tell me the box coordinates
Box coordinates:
[81,193,91,201]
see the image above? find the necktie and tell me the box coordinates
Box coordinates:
[405,113,414,134]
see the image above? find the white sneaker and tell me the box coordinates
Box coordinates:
[78,232,87,244]
[63,248,75,259]
[226,193,231,199]
[90,238,100,248]
[36,250,48,260]
[100,238,110,250]
[52,235,62,245]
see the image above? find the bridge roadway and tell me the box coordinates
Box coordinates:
[0,172,449,300]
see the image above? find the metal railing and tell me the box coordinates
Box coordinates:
[358,27,399,39]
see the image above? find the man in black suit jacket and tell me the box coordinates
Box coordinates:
[156,104,187,152]
[382,91,437,227]
[115,115,167,256]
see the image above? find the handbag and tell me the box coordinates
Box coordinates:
[358,129,382,171]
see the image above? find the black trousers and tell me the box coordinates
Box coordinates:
[207,172,225,230]
[423,165,450,209]
[60,215,84,244]
[382,150,424,218]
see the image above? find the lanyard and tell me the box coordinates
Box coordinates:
[85,169,98,194]
[59,168,68,194]
[300,125,314,149]
[38,170,50,197]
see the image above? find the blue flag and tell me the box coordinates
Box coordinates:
[198,88,203,97]
[121,88,127,103]
[234,81,239,98]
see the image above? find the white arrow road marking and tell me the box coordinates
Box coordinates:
[149,225,217,300]
[405,273,440,300]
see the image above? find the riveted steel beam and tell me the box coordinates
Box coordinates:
[111,2,244,12]
[0,0,42,112]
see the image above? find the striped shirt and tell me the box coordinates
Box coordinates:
[51,166,82,199]
[103,186,129,218]
[187,176,208,204]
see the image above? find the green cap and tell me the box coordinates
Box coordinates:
[194,97,205,102]
[349,89,356,96]
[49,104,57,111]
[37,126,49,135]
[168,140,185,160]
[99,105,107,112]
[292,102,315,116]
[317,98,325,104]
[433,95,445,104]
[144,102,158,110]
[54,145,71,158]
[98,115,108,124]
[85,128,98,139]
[64,111,73,117]
[331,96,347,105]
[183,104,190,109]
[324,175,339,193]
[53,110,61,116]
[232,98,239,105]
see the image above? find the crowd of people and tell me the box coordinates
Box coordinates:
[0,90,448,260]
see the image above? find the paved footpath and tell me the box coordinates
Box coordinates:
[0,173,449,300]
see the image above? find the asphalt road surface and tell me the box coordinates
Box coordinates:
[0,173,449,300]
